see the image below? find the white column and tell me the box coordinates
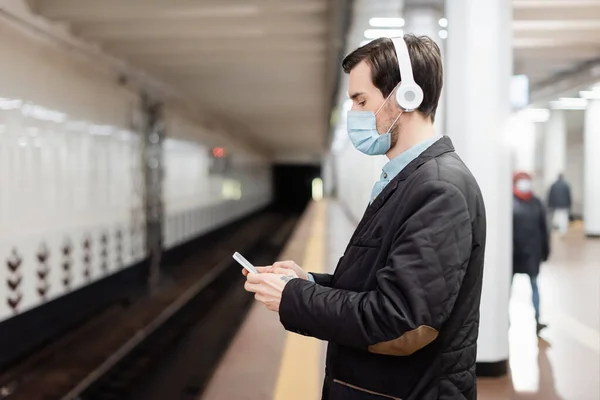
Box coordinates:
[403,6,446,136]
[543,109,567,191]
[506,112,536,174]
[533,122,546,197]
[584,99,600,237]
[445,0,512,372]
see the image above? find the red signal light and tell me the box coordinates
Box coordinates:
[212,147,225,158]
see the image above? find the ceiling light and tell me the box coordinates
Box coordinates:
[364,29,404,39]
[580,84,600,99]
[439,18,448,28]
[369,17,405,28]
[438,29,448,39]
[549,97,588,110]
[579,90,600,100]
[165,5,259,18]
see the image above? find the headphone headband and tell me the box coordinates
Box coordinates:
[390,36,424,112]
[391,37,416,86]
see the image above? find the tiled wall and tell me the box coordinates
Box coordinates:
[0,19,271,322]
[161,135,272,249]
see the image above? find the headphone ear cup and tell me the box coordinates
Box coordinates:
[395,83,424,112]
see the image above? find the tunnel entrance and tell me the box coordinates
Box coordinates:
[272,164,322,213]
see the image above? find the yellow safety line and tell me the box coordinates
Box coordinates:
[273,201,326,400]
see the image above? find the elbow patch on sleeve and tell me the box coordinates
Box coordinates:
[367,325,439,356]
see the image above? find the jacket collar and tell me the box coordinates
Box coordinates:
[352,135,456,239]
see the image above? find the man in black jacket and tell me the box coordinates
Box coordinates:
[243,35,486,400]
[547,173,572,236]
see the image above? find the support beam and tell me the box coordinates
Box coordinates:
[515,31,600,42]
[515,47,600,60]
[543,110,567,192]
[104,37,324,56]
[514,7,600,20]
[113,42,327,58]
[136,56,325,70]
[583,99,600,237]
[30,0,327,21]
[514,20,600,31]
[446,0,512,376]
[71,19,327,41]
[140,93,165,292]
[515,37,600,48]
[530,60,600,103]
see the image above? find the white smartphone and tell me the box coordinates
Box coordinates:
[233,252,258,274]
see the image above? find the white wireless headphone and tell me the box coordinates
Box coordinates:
[391,37,424,112]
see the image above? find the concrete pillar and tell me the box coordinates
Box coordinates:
[533,122,546,197]
[141,93,165,292]
[403,5,446,136]
[584,99,600,237]
[506,112,536,174]
[445,0,512,375]
[543,109,566,191]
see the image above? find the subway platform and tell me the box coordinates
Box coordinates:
[203,200,600,400]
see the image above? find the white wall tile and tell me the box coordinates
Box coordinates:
[0,20,272,322]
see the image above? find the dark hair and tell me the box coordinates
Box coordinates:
[342,34,443,121]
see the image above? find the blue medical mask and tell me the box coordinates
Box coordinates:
[346,90,402,156]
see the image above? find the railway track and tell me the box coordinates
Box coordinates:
[0,211,297,400]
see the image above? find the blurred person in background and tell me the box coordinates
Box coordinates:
[513,171,550,334]
[547,173,572,236]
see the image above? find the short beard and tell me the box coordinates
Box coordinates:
[389,124,400,148]
[381,105,401,148]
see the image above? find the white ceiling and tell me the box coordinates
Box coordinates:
[513,0,600,90]
[399,0,600,99]
[18,0,600,158]
[25,0,343,160]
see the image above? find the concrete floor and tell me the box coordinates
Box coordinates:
[478,222,600,400]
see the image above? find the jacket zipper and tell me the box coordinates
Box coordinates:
[332,379,403,400]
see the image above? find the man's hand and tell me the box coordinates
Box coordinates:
[240,260,308,280]
[243,271,299,312]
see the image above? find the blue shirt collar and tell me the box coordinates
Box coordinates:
[380,134,442,182]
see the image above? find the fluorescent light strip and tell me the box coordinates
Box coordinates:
[549,97,588,110]
[369,17,405,28]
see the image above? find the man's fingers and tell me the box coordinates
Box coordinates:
[242,267,272,277]
[273,260,295,269]
[254,293,265,302]
[246,272,264,284]
[244,281,262,293]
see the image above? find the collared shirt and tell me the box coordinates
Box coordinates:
[305,135,442,284]
[370,134,442,204]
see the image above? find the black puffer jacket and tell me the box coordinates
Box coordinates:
[513,195,550,276]
[280,136,486,400]
[547,178,571,209]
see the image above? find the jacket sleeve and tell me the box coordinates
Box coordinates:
[309,273,334,287]
[279,181,473,356]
